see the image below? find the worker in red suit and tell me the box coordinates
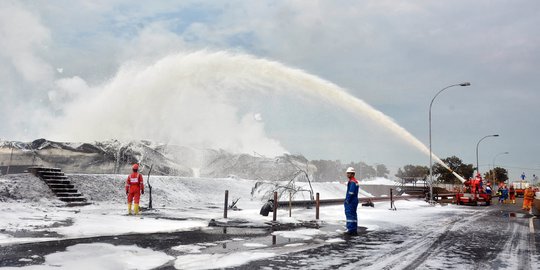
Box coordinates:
[471,173,483,197]
[509,185,516,204]
[126,163,144,215]
[470,177,478,196]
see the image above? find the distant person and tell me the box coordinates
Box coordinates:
[499,185,508,204]
[470,177,478,195]
[522,186,535,212]
[344,167,359,236]
[503,185,509,204]
[126,164,144,215]
[509,185,516,204]
[485,182,492,200]
[472,173,482,196]
[521,172,526,181]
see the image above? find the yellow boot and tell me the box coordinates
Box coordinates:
[134,204,140,215]
[128,203,132,215]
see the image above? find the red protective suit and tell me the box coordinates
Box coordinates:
[126,172,144,204]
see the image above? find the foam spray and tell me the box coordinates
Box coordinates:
[51,51,465,182]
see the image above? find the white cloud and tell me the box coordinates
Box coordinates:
[118,22,190,64]
[253,113,263,122]
[48,76,91,109]
[0,1,539,180]
[0,1,53,84]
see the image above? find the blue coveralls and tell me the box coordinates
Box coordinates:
[501,188,509,201]
[344,178,359,233]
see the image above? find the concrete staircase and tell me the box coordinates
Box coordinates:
[29,167,89,206]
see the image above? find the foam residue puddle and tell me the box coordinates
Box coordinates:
[196,224,355,254]
[193,232,309,254]
[205,227,268,236]
[503,212,531,218]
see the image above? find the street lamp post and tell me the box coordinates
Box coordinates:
[475,134,499,175]
[491,151,509,184]
[429,82,470,204]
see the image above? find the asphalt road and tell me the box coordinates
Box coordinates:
[1,199,538,269]
[244,198,539,270]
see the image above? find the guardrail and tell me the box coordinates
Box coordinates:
[276,194,422,208]
[221,190,439,224]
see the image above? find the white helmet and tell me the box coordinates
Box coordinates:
[346,167,355,173]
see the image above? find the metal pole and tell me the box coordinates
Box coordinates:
[476,134,499,175]
[6,142,14,175]
[147,164,153,209]
[390,188,397,210]
[224,190,229,219]
[273,191,278,222]
[289,192,292,217]
[390,188,393,209]
[316,193,320,220]
[429,82,470,204]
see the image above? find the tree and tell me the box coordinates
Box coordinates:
[432,156,473,184]
[311,160,342,182]
[311,160,389,181]
[346,162,376,179]
[375,164,390,178]
[395,165,429,180]
[484,167,508,184]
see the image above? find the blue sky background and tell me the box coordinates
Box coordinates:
[1,1,539,181]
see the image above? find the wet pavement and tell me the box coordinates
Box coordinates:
[1,199,538,269]
[243,199,539,270]
[0,227,269,267]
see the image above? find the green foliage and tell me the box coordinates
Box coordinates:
[346,161,376,179]
[310,160,342,182]
[484,167,508,184]
[375,164,390,178]
[311,160,390,181]
[395,164,429,180]
[433,156,473,184]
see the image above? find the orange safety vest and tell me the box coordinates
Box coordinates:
[524,189,535,200]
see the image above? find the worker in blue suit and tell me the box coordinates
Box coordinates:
[344,167,359,236]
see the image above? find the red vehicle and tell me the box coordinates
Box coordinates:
[512,181,530,197]
[455,174,491,206]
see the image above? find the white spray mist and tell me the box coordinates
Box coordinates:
[49,50,460,180]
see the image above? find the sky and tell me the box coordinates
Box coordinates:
[1,0,539,181]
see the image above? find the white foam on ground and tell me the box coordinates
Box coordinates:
[1,243,173,270]
[174,252,275,270]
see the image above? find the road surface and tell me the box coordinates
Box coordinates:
[246,199,539,270]
[1,199,538,269]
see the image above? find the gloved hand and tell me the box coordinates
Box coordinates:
[126,191,128,195]
[141,190,144,195]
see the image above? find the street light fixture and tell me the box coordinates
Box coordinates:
[429,82,471,204]
[475,134,499,175]
[491,151,509,184]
